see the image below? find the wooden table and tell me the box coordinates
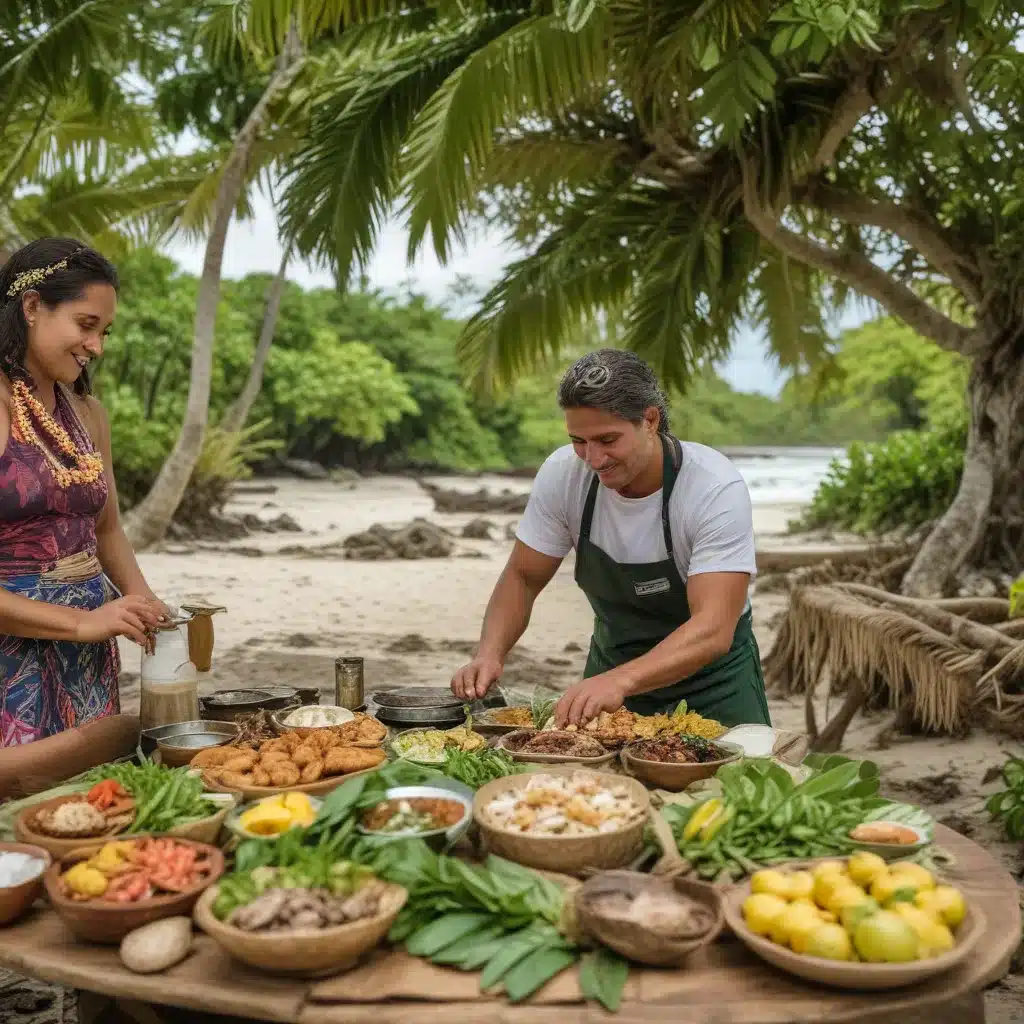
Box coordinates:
[0,825,1018,1024]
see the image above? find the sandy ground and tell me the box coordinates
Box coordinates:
[2,474,1020,1021]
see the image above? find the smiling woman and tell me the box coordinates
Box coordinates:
[0,238,168,747]
[451,348,771,732]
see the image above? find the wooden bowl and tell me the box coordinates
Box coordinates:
[619,740,743,792]
[496,730,617,767]
[473,709,533,735]
[43,838,225,944]
[721,870,986,990]
[201,760,385,799]
[193,882,407,977]
[473,767,650,876]
[0,842,51,925]
[15,796,127,860]
[576,870,724,966]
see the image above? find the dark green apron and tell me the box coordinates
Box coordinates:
[574,434,771,727]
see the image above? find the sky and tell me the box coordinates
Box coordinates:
[163,190,792,397]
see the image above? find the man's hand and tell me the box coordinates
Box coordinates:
[451,655,504,701]
[554,672,630,728]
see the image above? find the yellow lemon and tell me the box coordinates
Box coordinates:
[786,871,814,901]
[915,886,967,929]
[812,861,847,882]
[743,893,788,936]
[817,909,837,923]
[889,862,936,891]
[853,910,920,963]
[839,897,879,935]
[751,869,794,900]
[770,901,822,948]
[825,884,871,918]
[869,872,921,906]
[890,904,954,958]
[813,871,850,909]
[804,922,853,961]
[847,851,888,889]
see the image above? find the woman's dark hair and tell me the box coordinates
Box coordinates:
[0,237,119,395]
[557,349,671,434]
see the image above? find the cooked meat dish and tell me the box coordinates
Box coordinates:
[630,734,729,764]
[507,730,606,758]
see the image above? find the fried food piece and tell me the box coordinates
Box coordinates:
[258,738,288,755]
[291,743,318,768]
[278,731,302,752]
[219,771,254,789]
[312,729,338,752]
[223,753,258,773]
[268,762,301,788]
[334,715,386,746]
[252,766,272,787]
[190,747,234,768]
[324,746,386,776]
[300,758,324,784]
[259,750,291,767]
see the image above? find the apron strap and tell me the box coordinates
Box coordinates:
[579,434,683,558]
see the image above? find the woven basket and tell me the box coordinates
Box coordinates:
[473,767,650,876]
[193,882,407,977]
[576,870,724,966]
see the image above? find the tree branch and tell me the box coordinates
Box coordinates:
[741,160,974,354]
[812,79,874,171]
[803,182,983,306]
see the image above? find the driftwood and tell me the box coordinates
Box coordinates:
[764,582,1024,749]
[754,543,909,574]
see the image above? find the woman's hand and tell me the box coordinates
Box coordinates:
[451,655,504,701]
[75,596,165,649]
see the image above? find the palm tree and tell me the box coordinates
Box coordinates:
[253,0,1023,597]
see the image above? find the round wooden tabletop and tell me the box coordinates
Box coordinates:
[0,824,1017,1024]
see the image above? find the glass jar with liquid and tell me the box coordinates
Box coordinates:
[140,617,200,730]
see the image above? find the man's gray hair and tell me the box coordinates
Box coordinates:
[557,349,671,434]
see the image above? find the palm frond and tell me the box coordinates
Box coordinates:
[401,7,612,261]
[279,11,525,280]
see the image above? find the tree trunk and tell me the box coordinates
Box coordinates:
[220,247,290,436]
[902,329,1024,597]
[123,36,303,550]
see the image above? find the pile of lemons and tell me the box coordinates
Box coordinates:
[741,852,967,963]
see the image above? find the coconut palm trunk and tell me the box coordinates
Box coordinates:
[219,246,290,435]
[124,34,303,550]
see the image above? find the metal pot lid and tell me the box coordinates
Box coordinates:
[372,687,463,710]
[204,686,297,707]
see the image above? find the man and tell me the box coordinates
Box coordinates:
[451,349,771,730]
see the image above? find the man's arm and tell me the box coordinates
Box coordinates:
[452,541,562,699]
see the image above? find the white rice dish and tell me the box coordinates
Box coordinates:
[0,851,46,887]
[282,704,356,728]
[484,773,643,836]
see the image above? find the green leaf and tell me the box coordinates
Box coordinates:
[502,945,577,1002]
[405,913,493,957]
[579,948,630,1011]
[479,928,548,990]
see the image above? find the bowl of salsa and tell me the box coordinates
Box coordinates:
[357,784,473,850]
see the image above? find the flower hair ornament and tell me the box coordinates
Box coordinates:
[5,248,84,299]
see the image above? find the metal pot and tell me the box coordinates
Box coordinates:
[198,686,301,723]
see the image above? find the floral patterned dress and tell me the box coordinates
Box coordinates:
[0,382,120,746]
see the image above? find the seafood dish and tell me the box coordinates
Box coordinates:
[390,723,486,763]
[59,838,216,903]
[483,772,644,836]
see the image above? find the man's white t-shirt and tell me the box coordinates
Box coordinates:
[516,441,757,584]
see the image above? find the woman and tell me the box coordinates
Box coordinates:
[0,238,167,747]
[451,349,771,730]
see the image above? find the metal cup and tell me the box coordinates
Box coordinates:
[335,657,365,709]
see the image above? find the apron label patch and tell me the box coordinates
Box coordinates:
[634,577,671,597]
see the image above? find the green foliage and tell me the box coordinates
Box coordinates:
[799,424,966,535]
[985,757,1024,841]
